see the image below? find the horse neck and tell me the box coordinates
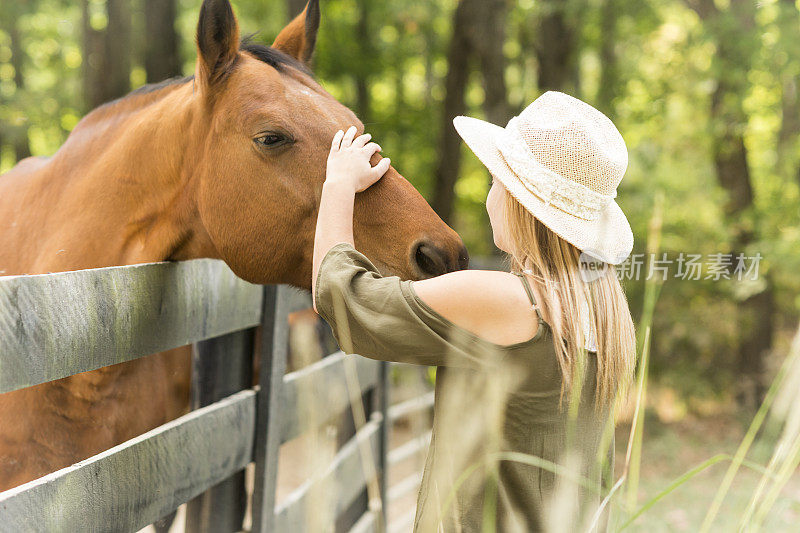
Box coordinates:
[25,82,218,272]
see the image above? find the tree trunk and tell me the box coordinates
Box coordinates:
[422,22,436,108]
[513,10,536,117]
[431,0,515,225]
[474,0,511,127]
[8,16,31,161]
[82,0,104,111]
[431,0,476,224]
[597,0,620,116]
[394,20,408,155]
[778,75,799,149]
[82,0,132,110]
[473,0,511,253]
[533,0,579,93]
[686,0,772,409]
[104,0,132,100]
[775,0,800,188]
[144,0,181,83]
[737,285,775,410]
[354,0,371,124]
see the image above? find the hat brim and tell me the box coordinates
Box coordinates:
[453,115,633,265]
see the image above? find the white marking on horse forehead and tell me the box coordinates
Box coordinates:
[290,86,322,107]
[285,77,350,130]
[294,88,340,126]
[289,83,320,102]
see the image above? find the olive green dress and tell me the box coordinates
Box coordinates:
[314,242,615,532]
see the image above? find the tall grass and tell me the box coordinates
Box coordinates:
[311,189,800,531]
[330,289,386,531]
[602,192,800,531]
[607,188,800,530]
[622,191,665,515]
[736,325,800,530]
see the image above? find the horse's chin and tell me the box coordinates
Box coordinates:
[247,266,315,291]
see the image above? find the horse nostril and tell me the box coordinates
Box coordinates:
[457,244,470,271]
[414,241,448,278]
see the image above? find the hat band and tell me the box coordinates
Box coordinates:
[496,119,617,221]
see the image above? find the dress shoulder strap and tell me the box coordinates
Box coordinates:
[515,272,545,323]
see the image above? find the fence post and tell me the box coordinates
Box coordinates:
[185,329,255,532]
[376,361,390,531]
[251,284,291,533]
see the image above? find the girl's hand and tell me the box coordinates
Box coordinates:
[326,126,391,193]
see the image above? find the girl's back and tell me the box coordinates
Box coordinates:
[314,242,614,532]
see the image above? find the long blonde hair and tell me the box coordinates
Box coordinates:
[501,190,636,410]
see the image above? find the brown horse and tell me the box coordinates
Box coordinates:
[0,0,467,491]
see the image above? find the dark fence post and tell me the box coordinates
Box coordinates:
[185,329,255,532]
[376,361,390,531]
[251,284,291,533]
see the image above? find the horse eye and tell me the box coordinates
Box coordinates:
[255,133,285,147]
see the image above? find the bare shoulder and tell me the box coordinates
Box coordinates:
[412,269,525,308]
[411,270,540,345]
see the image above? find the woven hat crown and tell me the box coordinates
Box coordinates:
[451,90,634,265]
[511,91,628,196]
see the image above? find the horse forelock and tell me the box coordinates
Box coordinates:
[239,35,315,79]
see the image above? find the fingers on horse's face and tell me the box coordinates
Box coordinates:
[191,0,468,287]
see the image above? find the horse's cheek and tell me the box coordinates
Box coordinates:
[196,166,282,277]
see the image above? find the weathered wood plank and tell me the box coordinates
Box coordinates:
[388,508,417,533]
[283,286,313,314]
[0,259,262,394]
[0,389,256,533]
[251,285,292,533]
[280,351,381,443]
[274,418,382,533]
[348,510,378,533]
[388,430,432,466]
[388,391,435,422]
[387,472,422,504]
[374,360,390,532]
[185,330,255,533]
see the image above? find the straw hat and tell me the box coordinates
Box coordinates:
[453,90,633,265]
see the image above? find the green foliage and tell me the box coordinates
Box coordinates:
[1,0,798,404]
[0,0,83,165]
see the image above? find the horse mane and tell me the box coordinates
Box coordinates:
[100,36,313,111]
[129,75,195,97]
[239,34,315,78]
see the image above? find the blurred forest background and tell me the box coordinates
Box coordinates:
[1,0,799,419]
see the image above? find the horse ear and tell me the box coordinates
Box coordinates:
[272,0,320,65]
[196,0,240,88]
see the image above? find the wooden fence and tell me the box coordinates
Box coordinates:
[0,258,416,533]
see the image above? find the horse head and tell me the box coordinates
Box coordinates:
[188,0,468,286]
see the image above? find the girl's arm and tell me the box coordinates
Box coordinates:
[312,126,541,349]
[311,125,390,312]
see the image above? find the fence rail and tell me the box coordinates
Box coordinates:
[274,418,382,532]
[0,259,262,394]
[0,390,256,532]
[280,351,381,444]
[383,364,435,533]
[0,259,390,533]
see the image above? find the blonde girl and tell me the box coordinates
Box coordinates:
[312,90,636,532]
